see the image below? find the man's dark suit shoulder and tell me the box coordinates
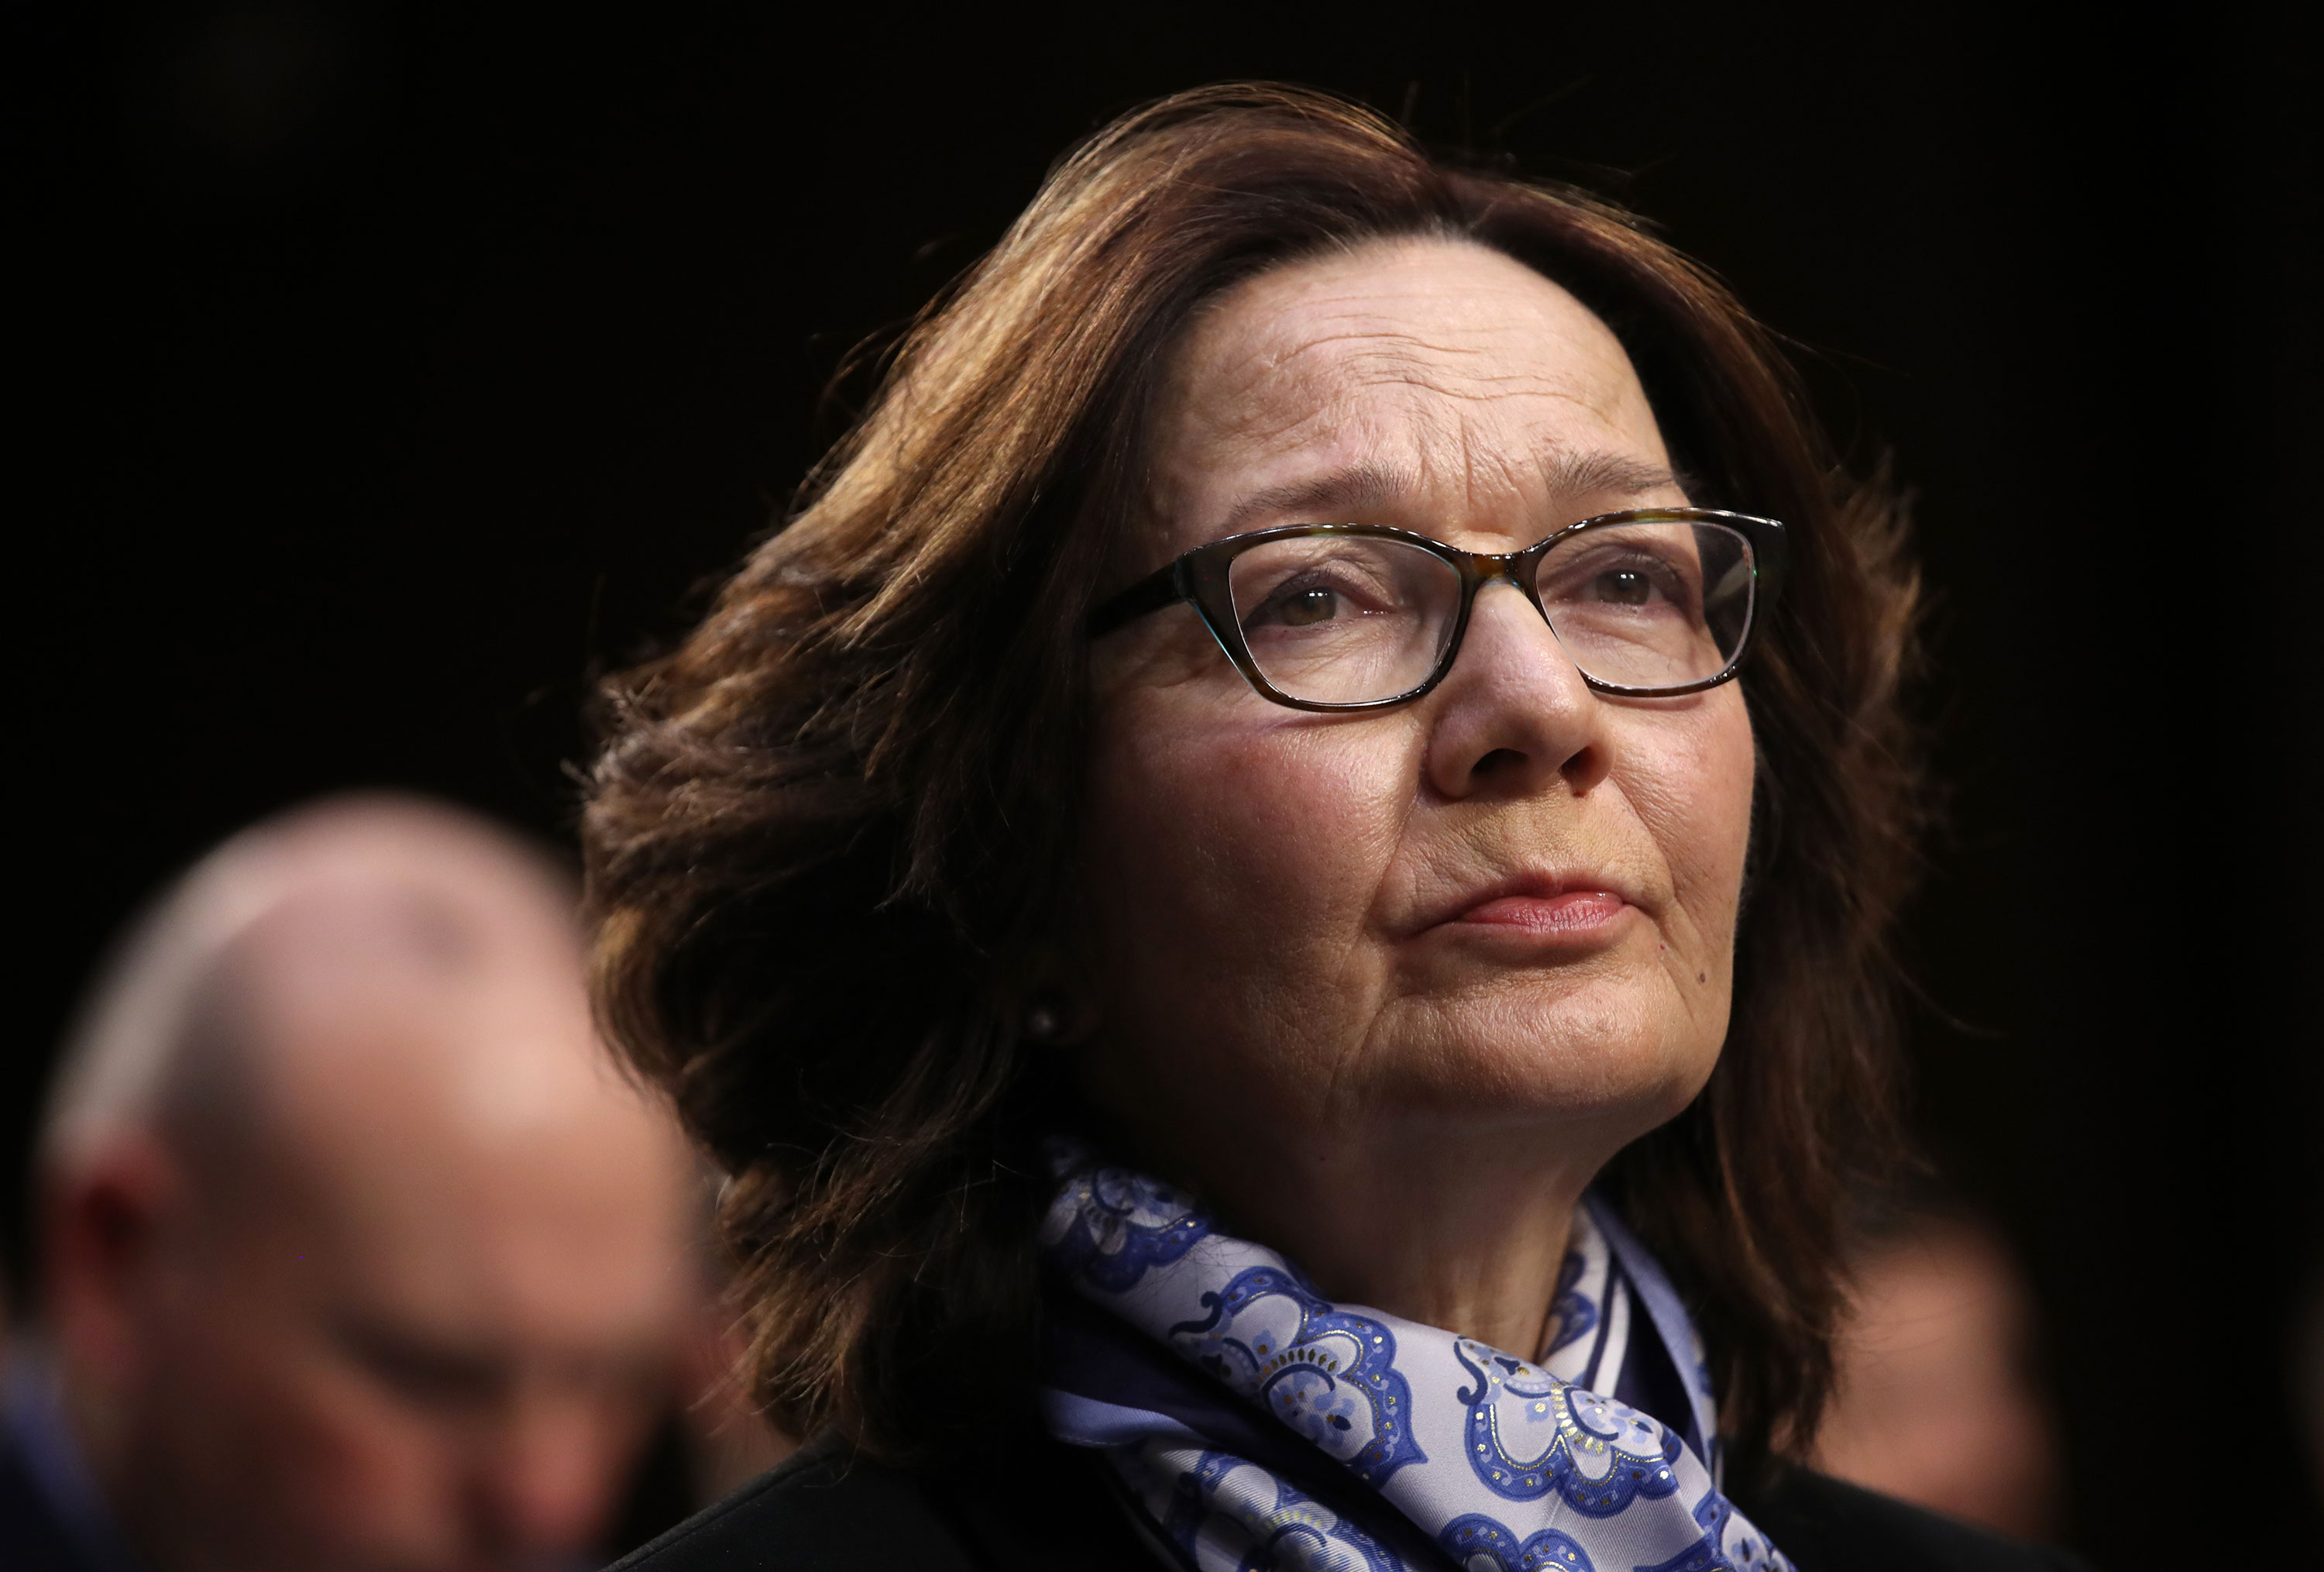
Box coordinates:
[612,1442,2094,1572]
[1,1427,103,1572]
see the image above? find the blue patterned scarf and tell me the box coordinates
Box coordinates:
[1037,1148,1790,1571]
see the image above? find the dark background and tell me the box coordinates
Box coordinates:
[12,2,2318,1562]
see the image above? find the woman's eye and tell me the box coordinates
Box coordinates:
[1276,586,1340,626]
[1591,568,1656,606]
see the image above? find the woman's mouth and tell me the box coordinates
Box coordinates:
[1456,889,1629,934]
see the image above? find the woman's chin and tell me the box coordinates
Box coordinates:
[1363,974,1722,1131]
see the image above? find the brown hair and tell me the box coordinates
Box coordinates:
[583,84,1923,1484]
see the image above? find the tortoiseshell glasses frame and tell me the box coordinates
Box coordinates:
[1085,507,1788,713]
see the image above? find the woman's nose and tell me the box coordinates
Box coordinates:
[1421,582,1611,801]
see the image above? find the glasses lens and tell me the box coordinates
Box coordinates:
[1533,521,1756,690]
[1226,534,1463,704]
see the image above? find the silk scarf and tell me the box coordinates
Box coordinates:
[1037,1148,1790,1572]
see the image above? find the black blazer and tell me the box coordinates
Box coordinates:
[609,1434,2092,1572]
[0,1426,109,1572]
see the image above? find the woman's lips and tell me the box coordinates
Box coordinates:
[1456,889,1628,934]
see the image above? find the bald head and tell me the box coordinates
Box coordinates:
[46,796,608,1171]
[36,796,697,1572]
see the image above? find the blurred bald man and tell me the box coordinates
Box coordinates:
[3,796,700,1572]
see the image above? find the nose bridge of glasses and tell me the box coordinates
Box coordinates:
[1442,571,1594,707]
[1460,546,1551,622]
[1445,555,1577,701]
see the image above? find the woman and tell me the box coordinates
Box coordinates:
[588,87,2075,1570]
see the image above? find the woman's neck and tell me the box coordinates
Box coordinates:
[1120,1109,1614,1360]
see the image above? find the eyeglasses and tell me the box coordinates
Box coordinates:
[1086,508,1786,712]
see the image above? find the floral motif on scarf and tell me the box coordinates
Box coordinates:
[1038,1150,1789,1572]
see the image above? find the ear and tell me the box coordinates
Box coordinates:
[40,1133,187,1388]
[1018,920,1105,1048]
[1018,970,1100,1048]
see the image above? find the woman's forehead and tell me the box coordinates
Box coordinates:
[1146,236,1674,545]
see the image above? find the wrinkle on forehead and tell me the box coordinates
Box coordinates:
[1201,448,1684,543]
[1142,236,1675,552]
[1219,319,1630,419]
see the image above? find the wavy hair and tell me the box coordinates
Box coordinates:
[582,83,1924,1485]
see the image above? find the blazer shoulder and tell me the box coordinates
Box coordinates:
[1740,1469,2092,1572]
[608,1433,1162,1572]
[0,1434,101,1572]
[607,1440,983,1572]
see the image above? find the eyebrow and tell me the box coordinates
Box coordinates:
[1212,449,1684,536]
[1216,462,1415,535]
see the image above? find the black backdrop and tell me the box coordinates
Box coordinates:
[14,4,2319,1562]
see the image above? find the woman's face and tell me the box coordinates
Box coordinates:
[1078,236,1755,1195]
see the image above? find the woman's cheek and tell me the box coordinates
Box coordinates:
[1621,699,1755,965]
[1158,718,1410,930]
[1088,701,1413,1014]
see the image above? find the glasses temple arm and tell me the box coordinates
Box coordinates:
[1085,559,1188,637]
